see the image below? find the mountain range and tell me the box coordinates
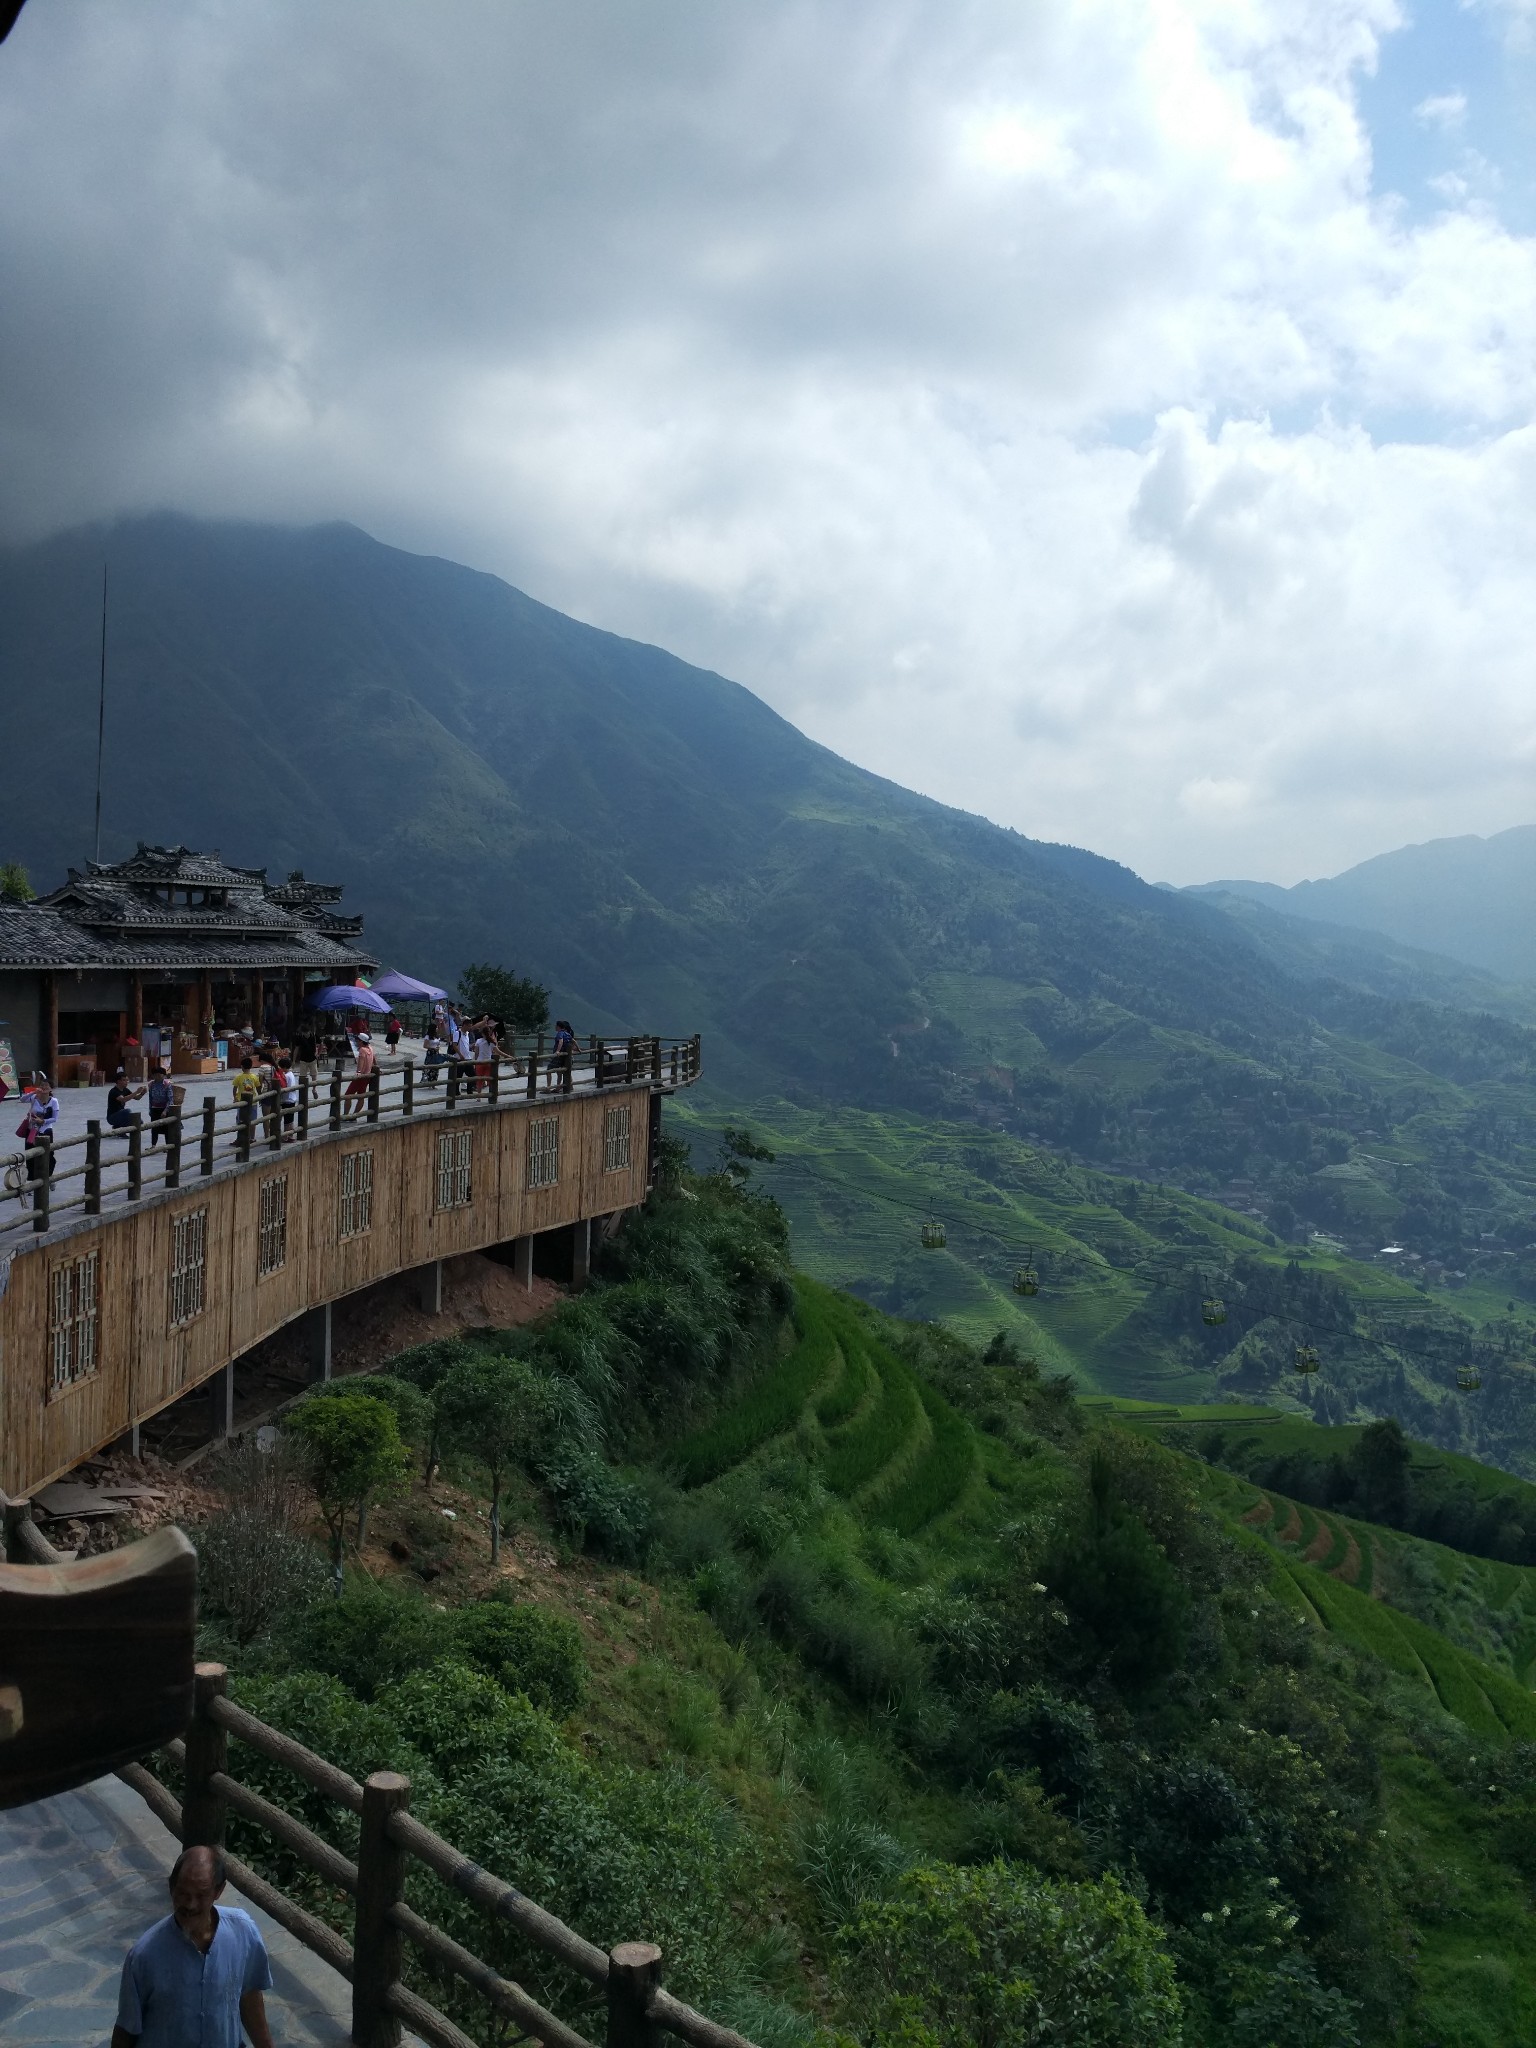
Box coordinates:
[3,516,1532,1327]
[1187,825,1535,985]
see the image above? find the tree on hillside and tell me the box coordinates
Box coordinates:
[285,1392,410,1569]
[1348,1417,1411,1525]
[458,962,549,1035]
[391,1337,481,1483]
[0,862,34,903]
[838,1859,1181,2048]
[437,1352,593,1565]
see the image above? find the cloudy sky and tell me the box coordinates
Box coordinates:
[1,0,1532,885]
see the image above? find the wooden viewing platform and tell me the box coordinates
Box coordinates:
[0,1035,701,1502]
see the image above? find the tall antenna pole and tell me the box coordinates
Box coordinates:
[93,563,107,864]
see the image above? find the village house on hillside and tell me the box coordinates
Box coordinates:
[0,844,377,1083]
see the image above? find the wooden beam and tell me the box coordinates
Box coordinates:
[40,971,57,1082]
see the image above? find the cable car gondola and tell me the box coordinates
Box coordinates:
[1456,1363,1482,1393]
[1013,1245,1040,1297]
[1294,1345,1320,1376]
[1201,1295,1227,1327]
[920,1216,947,1250]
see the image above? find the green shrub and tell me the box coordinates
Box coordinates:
[280,1580,451,1701]
[798,1813,908,1929]
[447,1598,587,1716]
[838,1860,1181,2048]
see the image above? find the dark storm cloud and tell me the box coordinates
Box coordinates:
[0,0,1532,882]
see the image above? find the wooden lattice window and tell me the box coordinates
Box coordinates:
[436,1128,472,1211]
[603,1103,631,1173]
[169,1209,208,1330]
[527,1115,560,1189]
[258,1173,288,1278]
[49,1251,99,1395]
[339,1148,373,1239]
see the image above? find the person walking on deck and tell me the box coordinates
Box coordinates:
[112,1843,275,2048]
[344,1031,375,1118]
[146,1066,179,1149]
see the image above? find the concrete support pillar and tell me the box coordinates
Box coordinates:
[572,1217,591,1291]
[419,1259,443,1316]
[305,1301,333,1381]
[512,1235,533,1292]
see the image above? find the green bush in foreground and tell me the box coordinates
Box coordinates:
[837,1860,1182,2048]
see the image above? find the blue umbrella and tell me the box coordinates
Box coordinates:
[307,983,392,1015]
[372,969,448,1002]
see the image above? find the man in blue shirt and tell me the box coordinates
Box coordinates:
[113,1844,275,2048]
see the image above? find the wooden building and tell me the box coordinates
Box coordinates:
[0,845,376,1084]
[0,1065,693,1501]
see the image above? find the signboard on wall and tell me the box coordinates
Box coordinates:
[0,1037,17,1099]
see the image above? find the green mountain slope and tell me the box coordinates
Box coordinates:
[1190,825,1536,985]
[6,513,1532,1334]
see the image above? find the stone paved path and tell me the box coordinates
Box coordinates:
[0,1773,359,2045]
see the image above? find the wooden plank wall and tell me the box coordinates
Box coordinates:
[0,1085,653,1498]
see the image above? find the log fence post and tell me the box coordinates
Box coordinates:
[31,1138,50,1234]
[606,1941,662,2048]
[235,1102,252,1165]
[165,1117,181,1191]
[299,1078,310,1139]
[367,1066,381,1126]
[127,1117,143,1199]
[352,1770,412,2048]
[329,1063,343,1132]
[402,1060,414,1116]
[181,1662,229,1848]
[84,1121,102,1214]
[201,1097,216,1176]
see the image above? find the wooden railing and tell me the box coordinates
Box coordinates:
[121,1664,755,2048]
[1,1033,702,1241]
[1,1497,754,2048]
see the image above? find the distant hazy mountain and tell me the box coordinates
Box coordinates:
[1188,827,1536,984]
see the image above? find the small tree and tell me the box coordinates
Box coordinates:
[457,962,549,1036]
[285,1392,409,1568]
[0,862,34,904]
[436,1351,569,1556]
[839,1860,1182,2048]
[391,1337,480,1484]
[195,1437,328,1645]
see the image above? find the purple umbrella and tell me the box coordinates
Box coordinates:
[306,983,392,1014]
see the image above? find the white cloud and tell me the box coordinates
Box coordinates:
[1414,90,1468,130]
[0,0,1532,884]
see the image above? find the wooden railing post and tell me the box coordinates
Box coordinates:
[367,1067,381,1125]
[446,1058,459,1107]
[651,1036,662,1085]
[84,1120,102,1214]
[329,1063,343,1132]
[2,1496,35,1563]
[31,1139,49,1234]
[235,1102,252,1164]
[592,1032,604,1090]
[127,1118,143,1200]
[201,1097,216,1176]
[267,1088,283,1154]
[165,1117,182,1190]
[527,1040,539,1099]
[299,1078,310,1139]
[488,1054,499,1104]
[182,1662,229,1848]
[402,1061,414,1116]
[606,1942,662,2048]
[353,1770,412,2048]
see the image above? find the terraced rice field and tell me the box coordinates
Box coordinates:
[669,1279,978,1535]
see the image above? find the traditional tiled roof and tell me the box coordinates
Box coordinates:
[5,844,377,974]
